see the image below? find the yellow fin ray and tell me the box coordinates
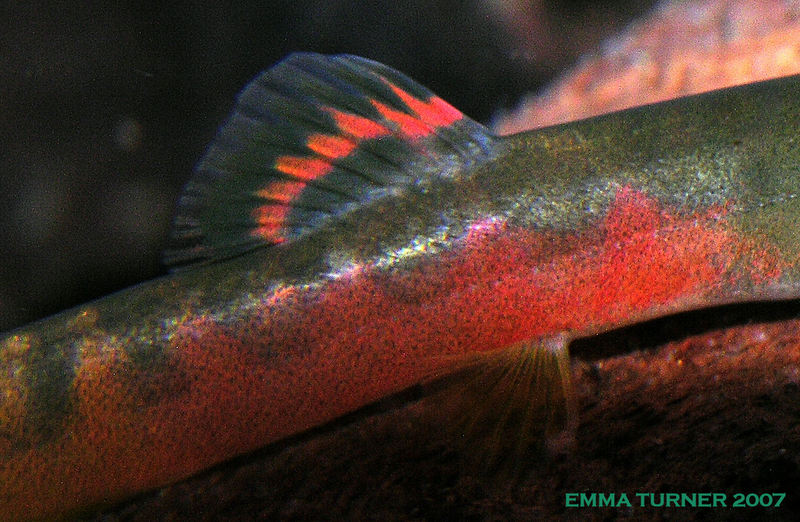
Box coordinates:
[422,334,576,478]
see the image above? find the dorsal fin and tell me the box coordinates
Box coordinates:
[164,53,497,268]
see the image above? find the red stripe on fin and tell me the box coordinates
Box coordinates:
[255,181,306,205]
[324,108,390,140]
[164,53,497,268]
[383,81,463,128]
[251,204,292,243]
[371,100,435,140]
[274,156,333,181]
[306,133,359,159]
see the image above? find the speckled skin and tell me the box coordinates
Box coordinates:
[2,74,800,520]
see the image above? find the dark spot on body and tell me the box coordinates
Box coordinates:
[22,337,75,447]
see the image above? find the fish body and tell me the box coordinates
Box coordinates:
[2,54,800,520]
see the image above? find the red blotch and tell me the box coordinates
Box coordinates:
[307,133,358,159]
[255,180,307,205]
[371,100,433,140]
[257,109,387,240]
[274,156,333,181]
[252,204,289,225]
[250,204,292,242]
[324,107,390,140]
[261,93,460,237]
[383,81,463,127]
[251,180,309,241]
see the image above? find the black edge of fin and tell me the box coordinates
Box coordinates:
[163,53,498,268]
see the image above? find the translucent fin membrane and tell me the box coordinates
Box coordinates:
[165,53,496,268]
[425,335,576,478]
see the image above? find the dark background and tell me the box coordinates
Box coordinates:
[0,0,654,331]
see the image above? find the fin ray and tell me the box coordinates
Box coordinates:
[423,335,577,478]
[164,53,497,267]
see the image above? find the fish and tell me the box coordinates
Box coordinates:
[2,52,800,520]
